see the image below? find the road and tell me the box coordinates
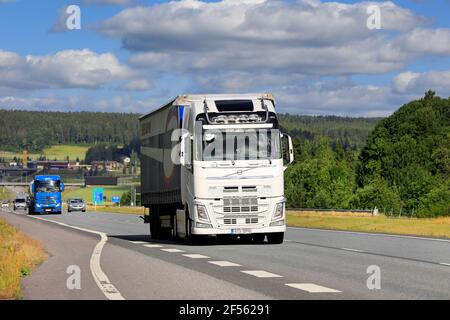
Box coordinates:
[1,207,449,300]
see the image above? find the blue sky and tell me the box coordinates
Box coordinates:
[0,0,450,116]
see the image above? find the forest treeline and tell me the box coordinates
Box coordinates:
[285,91,449,217]
[0,110,139,152]
[1,92,448,216]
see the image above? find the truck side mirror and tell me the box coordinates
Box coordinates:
[281,133,294,170]
[179,133,190,167]
[60,182,65,192]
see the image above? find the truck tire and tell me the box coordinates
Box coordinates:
[150,206,161,239]
[267,232,284,244]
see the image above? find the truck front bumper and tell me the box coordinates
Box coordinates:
[192,221,286,235]
[34,206,61,213]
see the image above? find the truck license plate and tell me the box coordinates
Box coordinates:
[45,209,51,212]
[230,228,252,235]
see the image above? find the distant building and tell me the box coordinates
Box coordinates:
[91,160,122,171]
[35,161,70,170]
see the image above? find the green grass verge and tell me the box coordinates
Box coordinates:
[0,187,13,201]
[287,211,450,239]
[0,144,90,162]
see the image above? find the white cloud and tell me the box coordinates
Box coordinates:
[0,94,155,113]
[83,0,132,5]
[100,0,432,76]
[0,49,135,90]
[120,78,152,91]
[393,70,450,94]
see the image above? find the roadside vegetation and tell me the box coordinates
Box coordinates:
[62,185,131,204]
[285,91,449,217]
[0,219,47,299]
[0,187,13,200]
[287,211,450,239]
[0,144,89,162]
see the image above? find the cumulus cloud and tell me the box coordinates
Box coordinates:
[99,0,433,76]
[0,94,155,113]
[393,70,450,95]
[120,78,152,91]
[0,49,135,90]
[83,0,132,5]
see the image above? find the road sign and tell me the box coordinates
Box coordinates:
[112,196,120,204]
[92,188,104,205]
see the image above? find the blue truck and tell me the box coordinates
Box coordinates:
[29,175,65,215]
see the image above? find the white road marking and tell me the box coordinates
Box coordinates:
[285,283,341,293]
[288,226,450,243]
[241,270,283,278]
[341,247,365,253]
[440,263,450,266]
[143,244,163,248]
[208,261,242,267]
[26,215,125,300]
[161,248,185,253]
[182,254,210,259]
[131,241,148,244]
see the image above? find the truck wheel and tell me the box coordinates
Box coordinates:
[267,232,284,244]
[150,207,161,239]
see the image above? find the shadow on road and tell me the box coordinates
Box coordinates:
[109,234,272,247]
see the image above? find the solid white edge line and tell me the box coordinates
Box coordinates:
[341,247,365,253]
[287,226,450,243]
[27,215,125,300]
[440,263,450,266]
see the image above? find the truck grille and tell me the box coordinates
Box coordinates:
[223,197,258,214]
[223,217,258,225]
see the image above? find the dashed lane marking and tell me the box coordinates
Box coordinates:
[143,244,163,248]
[241,270,283,278]
[285,283,341,293]
[161,248,185,253]
[208,261,242,267]
[182,254,210,259]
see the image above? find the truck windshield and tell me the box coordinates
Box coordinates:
[200,128,281,161]
[35,180,61,192]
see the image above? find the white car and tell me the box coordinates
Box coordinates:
[1,200,9,208]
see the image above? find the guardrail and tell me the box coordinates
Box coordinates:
[287,208,373,213]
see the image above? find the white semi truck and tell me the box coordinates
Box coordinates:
[139,93,294,243]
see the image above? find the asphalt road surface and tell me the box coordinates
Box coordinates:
[1,207,449,300]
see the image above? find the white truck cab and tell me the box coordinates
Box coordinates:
[140,93,294,243]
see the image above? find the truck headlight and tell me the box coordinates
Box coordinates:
[196,204,210,222]
[56,203,61,207]
[36,203,42,208]
[273,202,284,220]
